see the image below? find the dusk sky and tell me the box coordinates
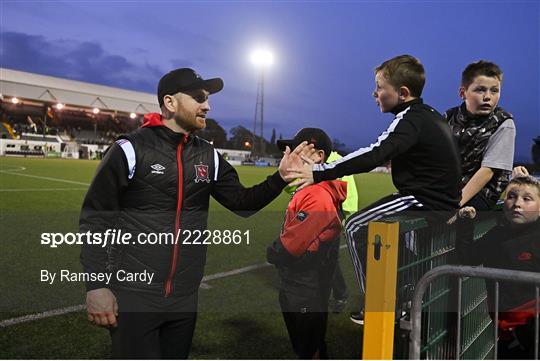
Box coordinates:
[1,0,538,161]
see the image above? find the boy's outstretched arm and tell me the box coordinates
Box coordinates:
[286,114,420,189]
[460,167,494,206]
[459,120,516,206]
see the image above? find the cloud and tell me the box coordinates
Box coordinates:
[0,31,162,93]
[170,58,194,68]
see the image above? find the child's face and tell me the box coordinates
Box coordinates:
[373,71,400,113]
[503,184,540,225]
[460,75,501,117]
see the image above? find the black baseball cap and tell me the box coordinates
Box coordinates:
[157,68,224,107]
[277,128,333,156]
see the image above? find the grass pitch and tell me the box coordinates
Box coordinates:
[0,156,395,359]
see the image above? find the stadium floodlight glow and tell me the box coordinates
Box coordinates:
[129,112,137,119]
[92,107,100,114]
[11,97,19,104]
[250,49,274,67]
[56,103,64,110]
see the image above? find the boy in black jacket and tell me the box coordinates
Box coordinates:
[286,55,461,323]
[457,175,540,359]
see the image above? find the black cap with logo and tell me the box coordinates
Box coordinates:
[157,68,224,107]
[277,128,333,156]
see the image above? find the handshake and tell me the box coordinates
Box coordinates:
[276,141,318,190]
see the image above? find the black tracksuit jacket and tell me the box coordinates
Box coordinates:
[80,114,286,297]
[312,98,462,210]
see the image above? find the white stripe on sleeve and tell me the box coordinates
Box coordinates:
[213,148,220,181]
[314,106,410,172]
[116,139,136,180]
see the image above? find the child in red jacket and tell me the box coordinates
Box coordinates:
[267,128,347,359]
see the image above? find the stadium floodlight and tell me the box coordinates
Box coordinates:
[129,112,137,119]
[56,103,64,110]
[244,141,251,148]
[11,97,19,104]
[250,49,274,67]
[92,108,100,114]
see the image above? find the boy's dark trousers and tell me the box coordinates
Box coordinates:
[278,261,335,359]
[330,238,348,301]
[331,260,348,301]
[279,292,329,359]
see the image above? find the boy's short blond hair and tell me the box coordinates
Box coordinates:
[374,55,425,97]
[461,60,503,89]
[507,176,540,198]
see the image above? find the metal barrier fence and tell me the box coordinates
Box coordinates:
[409,265,540,360]
[361,216,497,359]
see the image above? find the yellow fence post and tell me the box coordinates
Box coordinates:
[362,221,400,360]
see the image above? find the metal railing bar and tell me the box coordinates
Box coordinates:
[456,277,463,360]
[534,286,540,360]
[494,281,499,360]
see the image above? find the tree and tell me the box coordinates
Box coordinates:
[270,128,276,145]
[227,125,255,150]
[195,118,227,148]
[226,125,279,155]
[332,138,350,155]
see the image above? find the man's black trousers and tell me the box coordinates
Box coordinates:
[110,289,198,359]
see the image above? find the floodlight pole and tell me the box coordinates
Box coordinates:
[251,71,260,156]
[252,68,265,157]
[260,69,265,156]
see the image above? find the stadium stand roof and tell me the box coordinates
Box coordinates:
[0,68,160,114]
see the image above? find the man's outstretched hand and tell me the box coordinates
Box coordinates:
[282,143,318,190]
[86,288,118,328]
[278,141,314,182]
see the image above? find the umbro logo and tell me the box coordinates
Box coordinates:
[151,163,165,175]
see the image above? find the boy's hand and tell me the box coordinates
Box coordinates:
[512,166,529,178]
[278,142,313,182]
[447,206,477,225]
[285,158,315,191]
[278,142,307,181]
[458,206,477,219]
